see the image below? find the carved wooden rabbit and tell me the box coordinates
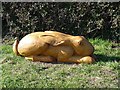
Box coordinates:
[13,31,95,64]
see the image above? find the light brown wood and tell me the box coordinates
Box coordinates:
[13,31,95,64]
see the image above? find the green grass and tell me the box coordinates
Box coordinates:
[0,38,120,88]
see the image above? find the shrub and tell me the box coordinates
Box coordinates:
[2,2,119,42]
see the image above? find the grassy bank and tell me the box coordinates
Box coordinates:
[0,38,119,88]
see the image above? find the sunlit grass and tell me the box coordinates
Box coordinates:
[0,38,119,88]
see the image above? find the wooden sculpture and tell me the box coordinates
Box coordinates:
[13,31,95,64]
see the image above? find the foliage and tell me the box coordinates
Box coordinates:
[2,2,120,42]
[0,39,120,88]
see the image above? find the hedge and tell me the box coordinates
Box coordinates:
[2,2,120,42]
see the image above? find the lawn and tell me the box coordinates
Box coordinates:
[0,38,119,88]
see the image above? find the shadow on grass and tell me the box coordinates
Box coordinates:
[55,54,119,64]
[39,54,120,65]
[95,54,120,62]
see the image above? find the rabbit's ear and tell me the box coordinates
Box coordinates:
[45,40,65,46]
[41,34,65,46]
[52,40,65,46]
